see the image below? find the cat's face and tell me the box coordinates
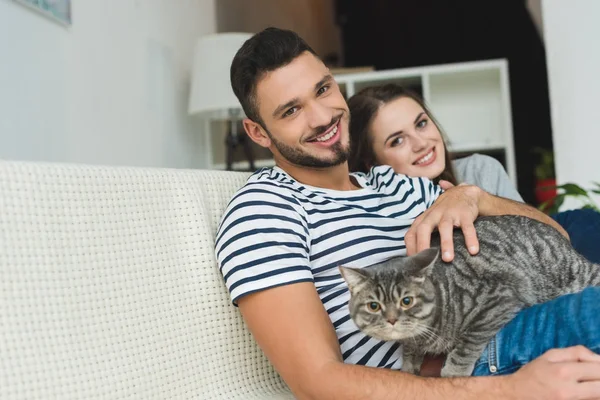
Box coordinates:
[339,248,438,342]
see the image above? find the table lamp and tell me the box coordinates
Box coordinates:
[188,32,254,170]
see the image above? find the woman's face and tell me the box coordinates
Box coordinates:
[369,97,445,180]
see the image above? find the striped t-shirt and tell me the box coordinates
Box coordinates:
[215,165,441,369]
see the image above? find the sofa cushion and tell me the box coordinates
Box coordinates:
[0,161,293,399]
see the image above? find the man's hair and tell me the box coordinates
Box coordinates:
[230,27,317,126]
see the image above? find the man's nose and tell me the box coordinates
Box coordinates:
[306,101,332,129]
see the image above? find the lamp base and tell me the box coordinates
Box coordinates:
[225,124,255,172]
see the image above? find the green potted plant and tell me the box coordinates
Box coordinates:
[539,182,600,215]
[533,147,557,207]
[533,148,600,214]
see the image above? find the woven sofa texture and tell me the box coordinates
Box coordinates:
[0,160,294,399]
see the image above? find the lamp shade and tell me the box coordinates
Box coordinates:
[188,32,253,116]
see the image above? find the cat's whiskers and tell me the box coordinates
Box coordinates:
[406,320,449,348]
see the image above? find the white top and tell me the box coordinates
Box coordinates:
[215,165,441,368]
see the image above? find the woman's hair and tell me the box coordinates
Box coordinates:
[347,83,458,185]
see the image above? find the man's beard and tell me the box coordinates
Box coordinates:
[267,115,350,168]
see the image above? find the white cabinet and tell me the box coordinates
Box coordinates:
[211,58,516,185]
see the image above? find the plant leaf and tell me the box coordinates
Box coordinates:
[556,183,588,196]
[553,195,565,211]
[538,199,552,213]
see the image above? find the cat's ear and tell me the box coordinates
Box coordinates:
[413,247,439,268]
[407,247,439,282]
[339,266,370,292]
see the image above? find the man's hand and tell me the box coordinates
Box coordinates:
[438,179,457,191]
[406,178,569,262]
[405,184,483,262]
[507,346,600,400]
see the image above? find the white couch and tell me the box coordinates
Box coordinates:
[0,160,294,399]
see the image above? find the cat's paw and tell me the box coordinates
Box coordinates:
[401,361,420,375]
[440,362,474,377]
[401,355,422,375]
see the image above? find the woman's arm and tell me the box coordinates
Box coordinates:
[452,154,524,202]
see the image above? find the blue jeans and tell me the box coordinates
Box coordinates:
[552,209,600,264]
[472,287,600,376]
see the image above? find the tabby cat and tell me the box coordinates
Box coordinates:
[339,215,600,377]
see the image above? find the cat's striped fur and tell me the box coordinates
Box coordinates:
[340,215,600,377]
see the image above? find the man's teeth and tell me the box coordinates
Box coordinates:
[415,150,434,165]
[315,125,338,142]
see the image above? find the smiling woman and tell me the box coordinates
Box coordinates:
[347,84,457,185]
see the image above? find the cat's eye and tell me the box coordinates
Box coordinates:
[367,302,381,312]
[401,296,414,308]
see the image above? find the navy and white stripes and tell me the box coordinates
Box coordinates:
[215,165,440,369]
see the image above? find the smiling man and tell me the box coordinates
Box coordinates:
[238,49,353,190]
[215,27,600,400]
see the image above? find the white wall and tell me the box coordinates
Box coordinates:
[0,0,70,162]
[543,0,600,203]
[0,0,216,168]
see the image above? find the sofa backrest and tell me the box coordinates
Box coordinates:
[0,161,293,399]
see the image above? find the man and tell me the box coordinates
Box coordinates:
[216,27,600,399]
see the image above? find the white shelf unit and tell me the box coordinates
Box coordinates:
[213,59,516,186]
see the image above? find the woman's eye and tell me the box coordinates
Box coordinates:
[416,119,428,129]
[401,296,414,307]
[367,302,381,312]
[317,85,330,96]
[283,107,298,118]
[390,136,404,147]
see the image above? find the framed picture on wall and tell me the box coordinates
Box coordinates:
[13,0,71,25]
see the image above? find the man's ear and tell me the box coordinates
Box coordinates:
[243,118,271,148]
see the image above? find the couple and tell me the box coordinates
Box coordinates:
[215,27,600,399]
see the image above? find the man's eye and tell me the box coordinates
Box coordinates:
[317,85,330,96]
[416,119,428,128]
[283,107,298,117]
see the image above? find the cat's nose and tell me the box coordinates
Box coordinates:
[387,318,397,325]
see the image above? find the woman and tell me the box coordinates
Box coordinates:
[347,83,600,263]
